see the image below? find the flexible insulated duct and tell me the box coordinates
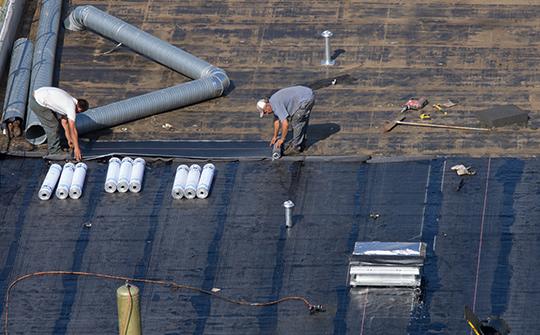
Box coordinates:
[2,38,33,125]
[0,0,27,80]
[104,157,121,193]
[69,162,87,199]
[129,158,145,193]
[63,5,230,135]
[117,157,133,193]
[196,163,215,199]
[38,163,62,200]
[25,0,62,144]
[56,162,75,199]
[184,164,201,199]
[172,164,189,199]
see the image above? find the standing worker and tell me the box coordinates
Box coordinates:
[29,87,89,161]
[257,85,315,155]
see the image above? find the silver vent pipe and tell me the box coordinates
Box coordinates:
[24,0,63,144]
[63,5,230,135]
[0,0,27,80]
[2,38,33,125]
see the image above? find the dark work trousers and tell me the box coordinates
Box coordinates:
[28,94,63,154]
[289,96,315,150]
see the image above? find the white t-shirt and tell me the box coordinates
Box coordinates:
[33,87,78,121]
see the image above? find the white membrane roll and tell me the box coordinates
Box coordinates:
[69,162,87,199]
[38,163,62,200]
[104,157,121,193]
[184,164,201,199]
[117,157,133,193]
[196,163,215,199]
[129,157,145,193]
[55,162,75,200]
[172,164,189,199]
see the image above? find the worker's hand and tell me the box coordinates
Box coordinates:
[74,147,82,162]
[270,136,278,146]
[275,138,284,148]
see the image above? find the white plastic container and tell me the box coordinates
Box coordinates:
[55,162,75,200]
[196,163,215,199]
[117,157,133,193]
[104,157,121,193]
[184,164,201,199]
[171,164,189,199]
[129,158,145,193]
[69,162,87,199]
[38,163,62,200]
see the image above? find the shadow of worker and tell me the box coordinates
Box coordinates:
[305,123,340,149]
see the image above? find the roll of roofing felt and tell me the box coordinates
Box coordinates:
[104,157,121,193]
[172,164,189,199]
[129,158,145,193]
[69,162,87,199]
[196,163,215,199]
[184,164,201,199]
[56,162,75,200]
[117,157,133,193]
[38,163,62,200]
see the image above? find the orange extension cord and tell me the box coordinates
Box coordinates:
[3,271,325,335]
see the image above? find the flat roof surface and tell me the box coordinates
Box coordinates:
[2,0,540,157]
[1,156,539,334]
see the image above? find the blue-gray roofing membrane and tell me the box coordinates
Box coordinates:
[0,156,538,334]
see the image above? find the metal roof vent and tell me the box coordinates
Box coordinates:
[348,242,426,287]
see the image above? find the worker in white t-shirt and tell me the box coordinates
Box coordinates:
[29,87,89,161]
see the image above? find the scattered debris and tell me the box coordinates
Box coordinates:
[400,97,429,113]
[331,79,337,85]
[369,212,380,220]
[83,222,92,228]
[211,287,221,293]
[455,178,465,192]
[99,42,123,56]
[121,127,128,132]
[451,164,476,176]
[162,123,173,129]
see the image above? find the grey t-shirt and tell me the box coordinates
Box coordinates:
[269,86,314,121]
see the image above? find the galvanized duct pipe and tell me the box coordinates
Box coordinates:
[172,164,189,199]
[196,163,215,199]
[38,163,62,200]
[69,162,87,199]
[129,158,145,193]
[104,157,121,193]
[184,164,201,199]
[25,0,62,144]
[0,0,27,80]
[56,162,75,200]
[63,5,230,135]
[2,38,33,125]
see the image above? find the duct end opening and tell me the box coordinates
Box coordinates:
[24,124,47,145]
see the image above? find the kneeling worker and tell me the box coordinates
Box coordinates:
[257,85,315,155]
[29,87,89,161]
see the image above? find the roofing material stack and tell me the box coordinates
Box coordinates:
[172,163,215,199]
[348,242,426,287]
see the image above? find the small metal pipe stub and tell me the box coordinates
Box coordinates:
[321,30,335,66]
[283,200,295,228]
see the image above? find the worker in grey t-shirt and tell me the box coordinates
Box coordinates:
[257,86,315,155]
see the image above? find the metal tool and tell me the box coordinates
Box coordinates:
[383,116,491,132]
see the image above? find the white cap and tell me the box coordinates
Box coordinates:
[257,99,267,118]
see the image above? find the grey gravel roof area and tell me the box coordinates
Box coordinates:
[1,156,539,334]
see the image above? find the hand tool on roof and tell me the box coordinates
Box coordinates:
[383,116,491,132]
[432,104,447,115]
[464,306,511,335]
[419,113,431,120]
[400,97,429,113]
